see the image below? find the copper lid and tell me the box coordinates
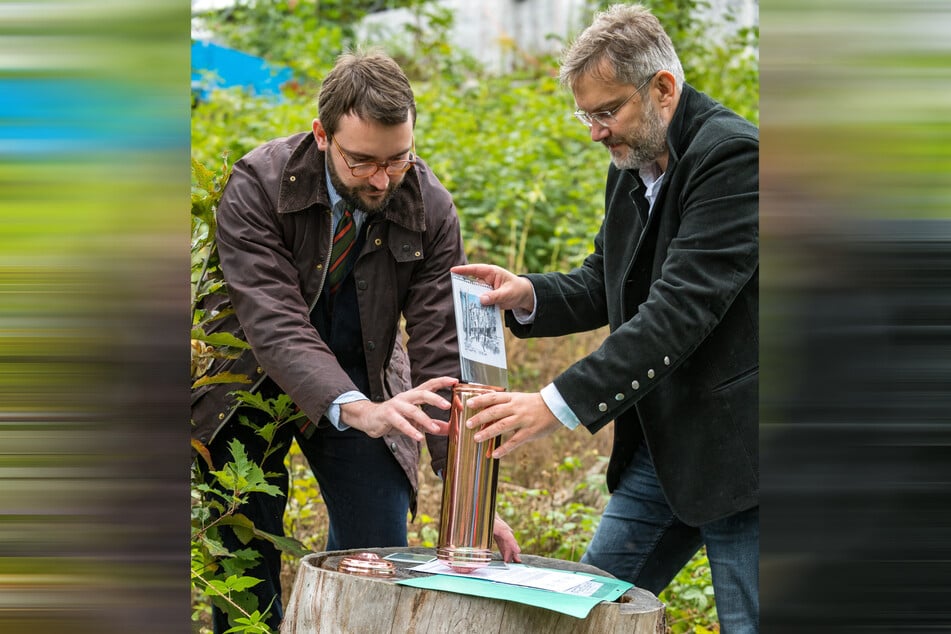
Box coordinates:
[336,552,396,577]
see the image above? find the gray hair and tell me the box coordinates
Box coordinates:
[559,3,685,91]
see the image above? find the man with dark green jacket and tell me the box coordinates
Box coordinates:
[453,4,758,633]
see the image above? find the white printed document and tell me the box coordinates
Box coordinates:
[411,560,601,596]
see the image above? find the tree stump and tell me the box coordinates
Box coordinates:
[282,546,665,633]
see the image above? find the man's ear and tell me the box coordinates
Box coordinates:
[312,119,329,150]
[654,70,678,109]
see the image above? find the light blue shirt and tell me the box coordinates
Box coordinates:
[518,165,664,430]
[324,167,368,431]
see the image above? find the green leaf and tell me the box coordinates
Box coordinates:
[200,534,231,558]
[192,157,216,192]
[253,421,279,444]
[267,393,297,419]
[232,391,272,414]
[224,574,263,593]
[231,523,255,546]
[191,330,252,349]
[192,371,253,389]
[257,532,311,559]
[206,441,283,496]
[217,513,312,558]
[220,548,261,578]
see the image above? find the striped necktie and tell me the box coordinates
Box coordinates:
[327,204,356,295]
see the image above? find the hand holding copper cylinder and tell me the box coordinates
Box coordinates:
[465,391,561,458]
[339,375,457,441]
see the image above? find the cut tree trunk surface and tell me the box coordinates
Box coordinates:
[282,546,665,634]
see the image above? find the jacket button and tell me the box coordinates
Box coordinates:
[415,251,421,257]
[374,238,382,246]
[664,356,670,365]
[598,402,607,412]
[631,380,640,390]
[218,412,225,420]
[315,263,323,270]
[357,280,368,290]
[402,244,410,251]
[390,442,398,451]
[367,340,376,351]
[647,369,655,379]
[614,393,624,401]
[289,175,296,182]
[256,366,263,374]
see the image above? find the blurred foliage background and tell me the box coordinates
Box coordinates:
[192,0,758,272]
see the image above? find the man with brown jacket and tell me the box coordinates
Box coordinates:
[192,51,519,632]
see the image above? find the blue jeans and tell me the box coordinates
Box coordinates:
[203,410,411,633]
[582,443,759,634]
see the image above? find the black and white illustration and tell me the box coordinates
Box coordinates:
[450,273,507,371]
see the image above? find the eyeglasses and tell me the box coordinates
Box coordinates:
[331,136,417,178]
[572,72,657,128]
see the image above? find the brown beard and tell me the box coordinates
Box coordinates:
[326,151,401,214]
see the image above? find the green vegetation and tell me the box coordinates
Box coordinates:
[191,1,758,631]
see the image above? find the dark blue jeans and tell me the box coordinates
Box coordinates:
[582,443,759,634]
[202,412,411,633]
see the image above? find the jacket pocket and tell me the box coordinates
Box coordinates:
[711,365,758,393]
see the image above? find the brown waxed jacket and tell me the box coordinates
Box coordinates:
[191,131,464,502]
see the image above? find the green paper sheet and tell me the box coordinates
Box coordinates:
[395,566,633,619]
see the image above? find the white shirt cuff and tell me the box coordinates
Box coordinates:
[511,286,538,324]
[540,383,581,430]
[327,391,368,431]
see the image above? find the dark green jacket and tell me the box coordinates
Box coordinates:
[509,84,758,525]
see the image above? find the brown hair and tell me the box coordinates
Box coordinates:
[317,50,417,137]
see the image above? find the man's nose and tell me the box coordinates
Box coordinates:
[590,121,611,142]
[368,168,390,190]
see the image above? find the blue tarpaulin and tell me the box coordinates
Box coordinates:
[191,40,293,101]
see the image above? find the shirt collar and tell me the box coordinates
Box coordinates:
[638,164,665,214]
[324,163,367,227]
[324,164,343,212]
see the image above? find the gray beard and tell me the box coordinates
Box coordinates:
[610,101,668,171]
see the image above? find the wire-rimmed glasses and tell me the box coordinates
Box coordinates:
[572,72,658,128]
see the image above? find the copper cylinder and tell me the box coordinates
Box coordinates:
[437,383,504,573]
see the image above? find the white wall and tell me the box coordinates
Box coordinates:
[360,0,757,74]
[359,0,588,74]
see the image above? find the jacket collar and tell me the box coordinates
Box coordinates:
[277,131,426,233]
[662,83,719,173]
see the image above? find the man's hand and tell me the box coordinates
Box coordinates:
[493,516,522,563]
[339,376,457,442]
[464,391,562,458]
[450,264,536,314]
